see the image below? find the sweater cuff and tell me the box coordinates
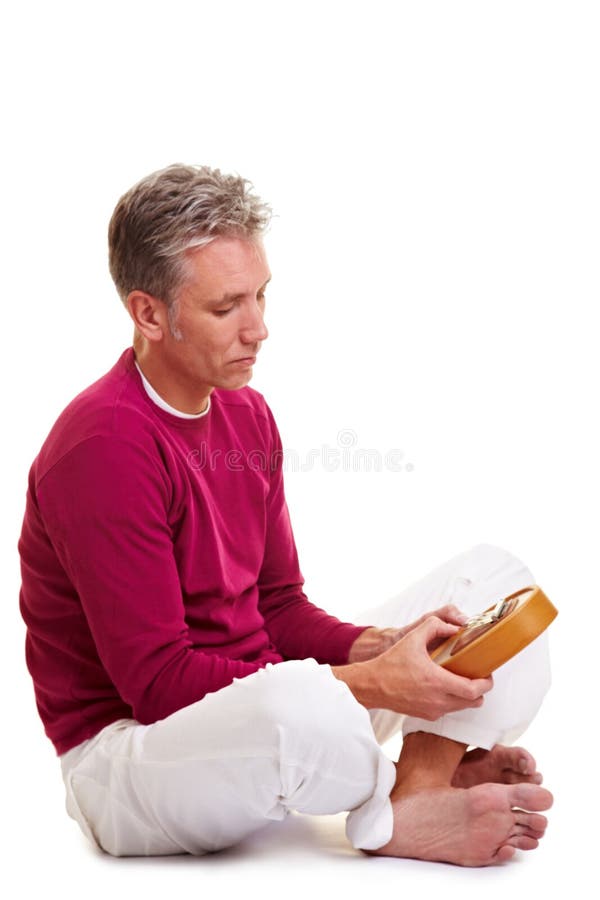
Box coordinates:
[328,622,374,666]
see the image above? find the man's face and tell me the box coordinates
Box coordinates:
[161,236,271,398]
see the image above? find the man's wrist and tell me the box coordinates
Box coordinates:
[330,660,379,708]
[347,626,399,663]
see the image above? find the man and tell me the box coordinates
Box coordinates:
[19,164,553,865]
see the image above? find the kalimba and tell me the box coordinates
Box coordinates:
[431,585,557,678]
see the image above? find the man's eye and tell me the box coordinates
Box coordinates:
[214,307,234,317]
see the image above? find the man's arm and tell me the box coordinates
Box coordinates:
[332,615,493,720]
[34,435,264,724]
[346,626,401,662]
[346,603,469,662]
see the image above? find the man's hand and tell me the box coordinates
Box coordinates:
[334,613,493,721]
[347,604,469,663]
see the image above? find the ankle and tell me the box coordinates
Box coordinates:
[392,769,455,797]
[394,732,467,794]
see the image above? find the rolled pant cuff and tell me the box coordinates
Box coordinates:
[345,753,397,851]
[401,716,504,751]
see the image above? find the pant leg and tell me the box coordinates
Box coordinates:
[356,543,552,749]
[60,658,396,856]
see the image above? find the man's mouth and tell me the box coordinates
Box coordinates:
[231,350,259,363]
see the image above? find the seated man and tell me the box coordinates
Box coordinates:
[18,164,552,865]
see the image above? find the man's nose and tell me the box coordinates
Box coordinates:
[240,303,269,344]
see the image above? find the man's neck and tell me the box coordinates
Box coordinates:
[133,344,211,417]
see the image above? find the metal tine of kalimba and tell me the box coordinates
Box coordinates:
[491,598,508,620]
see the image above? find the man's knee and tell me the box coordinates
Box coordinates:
[459,542,535,589]
[465,541,524,567]
[248,659,375,753]
[246,660,388,814]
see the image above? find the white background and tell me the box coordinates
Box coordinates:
[2,1,598,896]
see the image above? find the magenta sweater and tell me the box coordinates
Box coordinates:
[19,349,369,755]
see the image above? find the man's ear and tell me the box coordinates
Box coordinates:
[126,291,168,343]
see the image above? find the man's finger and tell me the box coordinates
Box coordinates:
[419,615,461,645]
[438,668,494,700]
[433,604,469,626]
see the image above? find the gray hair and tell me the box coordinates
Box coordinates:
[108,164,272,317]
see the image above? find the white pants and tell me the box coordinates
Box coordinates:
[59,543,551,856]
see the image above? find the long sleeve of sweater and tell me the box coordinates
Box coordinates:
[32,435,264,729]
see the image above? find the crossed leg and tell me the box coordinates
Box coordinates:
[348,542,554,864]
[366,733,552,865]
[60,543,554,865]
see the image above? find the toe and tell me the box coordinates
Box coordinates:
[500,769,543,785]
[515,811,548,834]
[494,845,516,863]
[510,783,553,812]
[493,744,537,775]
[505,835,540,851]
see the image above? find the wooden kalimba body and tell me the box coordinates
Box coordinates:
[430,585,557,678]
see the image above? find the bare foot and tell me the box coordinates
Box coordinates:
[453,745,543,789]
[367,782,553,866]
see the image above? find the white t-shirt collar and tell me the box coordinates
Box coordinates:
[134,360,211,420]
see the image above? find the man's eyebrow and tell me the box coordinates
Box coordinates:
[210,276,272,305]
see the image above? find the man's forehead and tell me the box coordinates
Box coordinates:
[182,237,271,300]
[188,236,268,273]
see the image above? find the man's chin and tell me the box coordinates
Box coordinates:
[217,371,254,392]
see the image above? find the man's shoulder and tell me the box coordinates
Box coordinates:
[33,348,153,478]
